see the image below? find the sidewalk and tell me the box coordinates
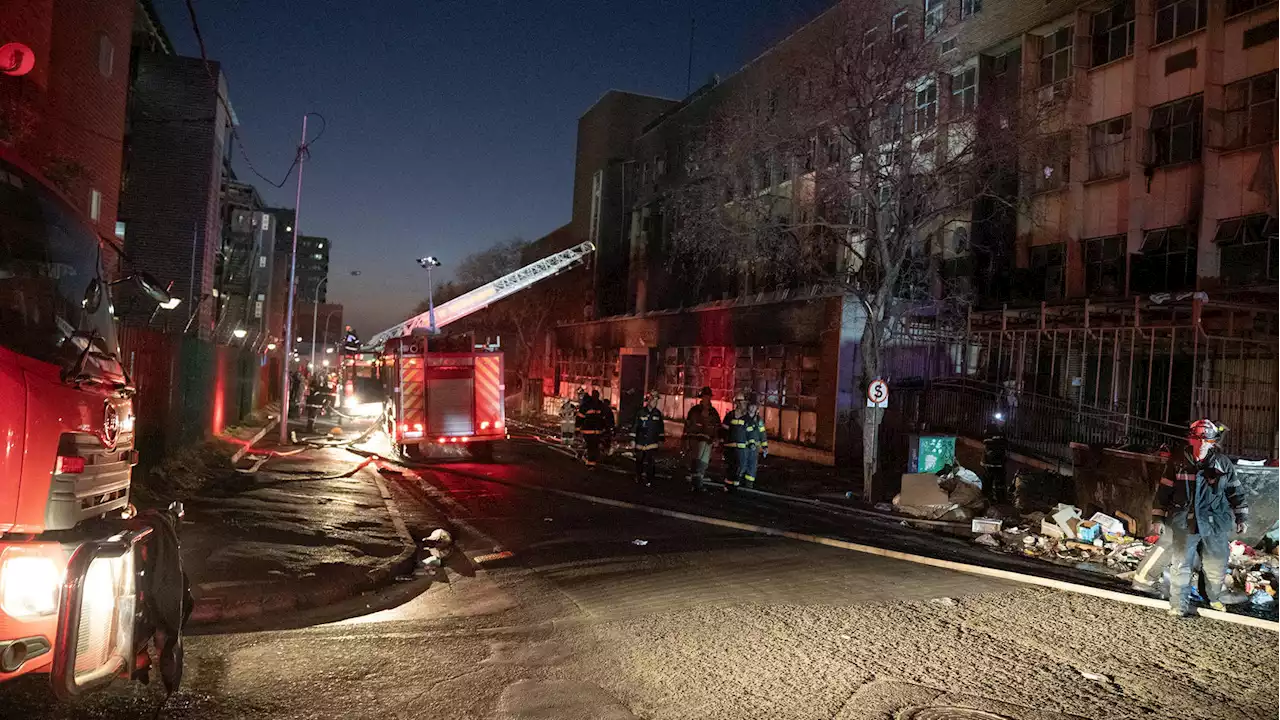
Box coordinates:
[142,413,420,625]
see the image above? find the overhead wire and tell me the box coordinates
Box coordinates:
[182,0,325,189]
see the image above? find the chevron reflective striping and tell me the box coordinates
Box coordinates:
[474,355,501,424]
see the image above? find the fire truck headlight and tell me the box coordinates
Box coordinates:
[1,555,61,618]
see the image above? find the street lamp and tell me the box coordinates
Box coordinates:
[416,255,442,333]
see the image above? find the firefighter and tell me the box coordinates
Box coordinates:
[720,393,751,489]
[558,393,578,449]
[743,396,768,489]
[632,391,665,487]
[601,397,617,456]
[683,386,720,492]
[1152,419,1250,617]
[577,389,606,467]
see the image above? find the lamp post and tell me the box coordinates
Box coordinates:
[416,256,441,333]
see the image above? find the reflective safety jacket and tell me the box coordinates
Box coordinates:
[684,403,721,441]
[1153,447,1248,535]
[721,410,751,448]
[633,407,665,450]
[745,413,768,450]
[577,396,606,434]
[559,400,577,433]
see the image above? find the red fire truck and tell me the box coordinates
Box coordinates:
[365,242,594,461]
[380,334,506,461]
[0,150,188,696]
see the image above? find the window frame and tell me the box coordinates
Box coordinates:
[1091,1,1135,67]
[1223,72,1277,151]
[1146,94,1202,167]
[1154,0,1207,45]
[1227,0,1268,16]
[959,0,982,20]
[1088,115,1131,180]
[1082,234,1126,296]
[892,10,911,48]
[1038,26,1074,88]
[1133,226,1197,293]
[1032,132,1072,193]
[1029,243,1067,300]
[1215,213,1278,286]
[913,81,938,133]
[951,66,977,119]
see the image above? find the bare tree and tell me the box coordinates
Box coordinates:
[669,0,1045,498]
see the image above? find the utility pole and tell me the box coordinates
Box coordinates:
[279,114,308,445]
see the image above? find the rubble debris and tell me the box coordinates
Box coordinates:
[631,539,649,546]
[1040,520,1066,540]
[1080,671,1111,683]
[974,534,1000,547]
[1050,504,1082,539]
[928,597,958,607]
[1114,511,1138,536]
[1251,589,1276,606]
[1076,520,1102,543]
[1089,512,1125,537]
[972,518,1003,534]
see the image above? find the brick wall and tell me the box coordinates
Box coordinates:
[118,52,230,337]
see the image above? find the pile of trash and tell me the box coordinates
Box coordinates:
[889,464,986,521]
[965,503,1156,575]
[1226,540,1277,607]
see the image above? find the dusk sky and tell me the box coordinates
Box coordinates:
[155,0,833,333]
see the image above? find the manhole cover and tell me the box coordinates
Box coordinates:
[907,709,1013,720]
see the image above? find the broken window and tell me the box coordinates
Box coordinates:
[1092,0,1135,66]
[1215,213,1278,287]
[1223,72,1277,151]
[1083,235,1126,296]
[1133,226,1197,292]
[1147,94,1202,167]
[1032,132,1071,192]
[1029,243,1066,299]
[1088,115,1131,180]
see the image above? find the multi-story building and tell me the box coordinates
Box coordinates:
[117,49,235,337]
[214,178,274,347]
[553,0,1278,462]
[0,0,137,267]
[294,235,331,303]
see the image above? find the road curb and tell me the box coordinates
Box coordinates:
[417,462,1280,633]
[226,418,279,464]
[188,462,418,627]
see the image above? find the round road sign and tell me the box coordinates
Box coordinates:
[867,379,889,406]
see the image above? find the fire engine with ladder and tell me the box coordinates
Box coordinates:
[356,242,593,461]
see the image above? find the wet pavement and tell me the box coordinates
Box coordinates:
[2,430,1275,719]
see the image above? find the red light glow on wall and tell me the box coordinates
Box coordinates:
[0,43,36,77]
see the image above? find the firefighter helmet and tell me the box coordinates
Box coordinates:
[733,392,747,403]
[645,390,660,403]
[1188,419,1226,441]
[699,386,713,398]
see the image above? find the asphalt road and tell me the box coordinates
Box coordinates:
[3,435,1276,719]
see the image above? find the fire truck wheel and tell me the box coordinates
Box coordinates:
[468,442,495,463]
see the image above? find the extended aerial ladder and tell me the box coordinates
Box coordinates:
[360,241,594,459]
[365,241,595,349]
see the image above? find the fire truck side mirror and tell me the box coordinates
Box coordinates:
[135,272,175,306]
